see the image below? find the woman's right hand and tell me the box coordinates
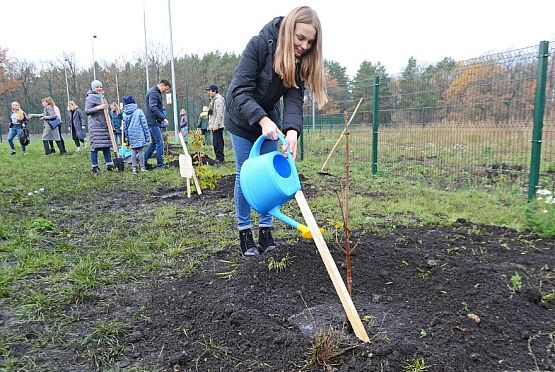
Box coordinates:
[259,117,279,140]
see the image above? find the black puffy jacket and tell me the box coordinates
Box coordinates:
[224,17,305,142]
[144,86,165,127]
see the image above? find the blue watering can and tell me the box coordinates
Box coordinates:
[240,133,313,238]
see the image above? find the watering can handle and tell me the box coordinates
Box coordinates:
[250,132,292,158]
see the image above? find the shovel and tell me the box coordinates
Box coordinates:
[101,95,124,171]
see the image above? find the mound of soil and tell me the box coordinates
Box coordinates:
[123,177,554,371]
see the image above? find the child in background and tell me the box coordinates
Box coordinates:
[197,106,210,145]
[110,102,123,146]
[123,95,151,173]
[179,108,188,142]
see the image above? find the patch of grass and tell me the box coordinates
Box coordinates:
[30,217,56,232]
[80,320,128,370]
[267,253,294,272]
[526,202,555,238]
[508,272,523,293]
[541,291,555,304]
[417,268,431,280]
[216,259,241,279]
[403,357,429,372]
[302,329,357,371]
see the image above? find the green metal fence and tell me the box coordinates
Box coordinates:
[301,41,555,197]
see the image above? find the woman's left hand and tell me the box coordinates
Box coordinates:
[281,130,298,160]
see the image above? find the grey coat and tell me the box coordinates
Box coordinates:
[69,108,86,139]
[85,90,112,151]
[41,106,61,141]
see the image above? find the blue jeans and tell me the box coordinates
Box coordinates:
[8,125,26,153]
[114,132,122,146]
[90,147,113,167]
[230,132,277,230]
[180,127,189,143]
[145,126,164,167]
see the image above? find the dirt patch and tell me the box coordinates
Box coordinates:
[125,221,554,371]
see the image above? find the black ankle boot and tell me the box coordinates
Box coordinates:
[107,164,114,171]
[92,166,100,174]
[258,227,276,253]
[239,229,259,257]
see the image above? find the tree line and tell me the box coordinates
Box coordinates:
[1,44,546,134]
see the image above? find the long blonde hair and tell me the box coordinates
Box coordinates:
[11,101,24,121]
[110,102,121,114]
[274,6,327,109]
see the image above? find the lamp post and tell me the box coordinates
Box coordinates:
[92,35,97,80]
[167,0,178,141]
[143,0,149,93]
[63,58,70,104]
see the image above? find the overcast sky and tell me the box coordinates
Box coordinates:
[2,0,554,78]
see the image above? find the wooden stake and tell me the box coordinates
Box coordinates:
[101,96,119,160]
[320,98,363,173]
[178,133,202,195]
[295,190,369,342]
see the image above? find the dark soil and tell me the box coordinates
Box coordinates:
[5,175,555,371]
[126,175,555,371]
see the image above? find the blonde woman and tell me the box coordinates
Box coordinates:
[225,6,327,257]
[29,97,65,155]
[109,102,123,146]
[67,101,86,151]
[7,101,29,155]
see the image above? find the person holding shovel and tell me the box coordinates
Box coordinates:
[84,80,114,173]
[225,6,327,257]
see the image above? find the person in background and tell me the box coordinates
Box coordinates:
[45,100,67,154]
[7,101,29,155]
[29,97,65,155]
[197,106,210,145]
[180,108,188,142]
[206,84,225,163]
[144,79,171,168]
[85,80,114,173]
[67,101,86,152]
[123,95,150,174]
[225,6,327,257]
[110,102,123,146]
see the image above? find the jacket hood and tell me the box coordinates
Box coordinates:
[259,17,282,43]
[124,103,138,115]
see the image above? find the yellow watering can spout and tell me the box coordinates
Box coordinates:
[297,224,325,239]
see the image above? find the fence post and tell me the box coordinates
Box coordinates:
[527,41,549,201]
[371,75,380,175]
